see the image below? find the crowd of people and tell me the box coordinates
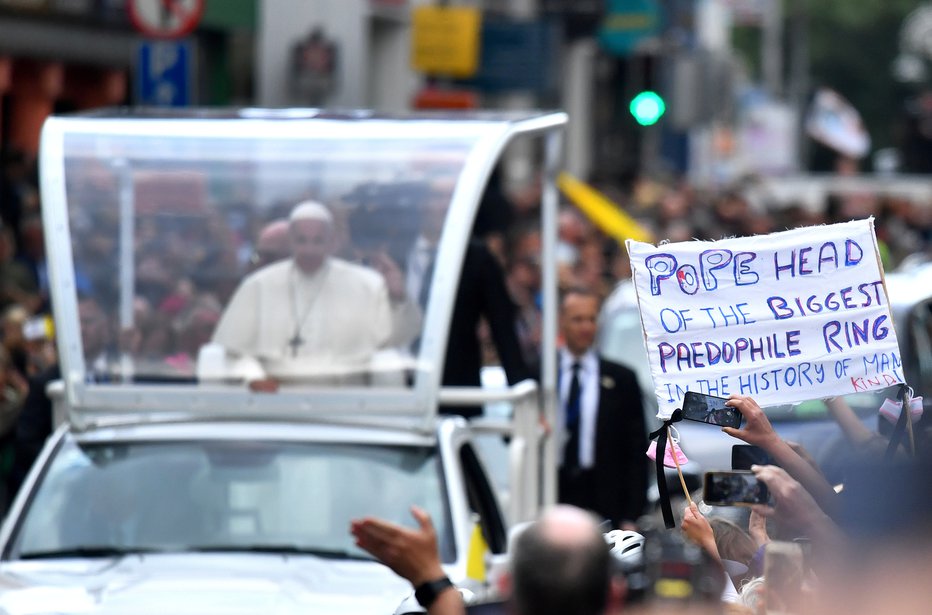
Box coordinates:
[1,145,932,615]
[353,389,932,615]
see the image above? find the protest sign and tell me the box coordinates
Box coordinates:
[627,219,902,418]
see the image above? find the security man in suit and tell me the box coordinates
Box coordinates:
[557,288,648,529]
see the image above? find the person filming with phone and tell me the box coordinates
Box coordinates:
[550,288,648,530]
[721,394,839,518]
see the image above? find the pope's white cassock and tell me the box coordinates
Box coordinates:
[212,256,397,384]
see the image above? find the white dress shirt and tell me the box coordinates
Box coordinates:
[559,348,599,469]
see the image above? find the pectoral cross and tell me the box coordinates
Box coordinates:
[288,331,305,357]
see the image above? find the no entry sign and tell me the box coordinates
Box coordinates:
[128,0,205,39]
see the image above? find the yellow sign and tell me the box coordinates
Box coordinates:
[411,5,481,78]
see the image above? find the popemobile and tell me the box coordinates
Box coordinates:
[0,108,568,614]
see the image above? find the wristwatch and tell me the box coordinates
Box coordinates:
[414,576,454,608]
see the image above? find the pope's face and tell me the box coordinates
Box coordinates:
[289,218,332,274]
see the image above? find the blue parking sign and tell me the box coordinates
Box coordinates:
[136,41,192,106]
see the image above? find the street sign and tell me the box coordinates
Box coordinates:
[456,18,560,93]
[411,5,481,77]
[136,40,192,106]
[599,0,660,57]
[128,0,204,39]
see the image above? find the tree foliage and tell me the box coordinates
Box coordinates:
[733,0,920,166]
[806,0,918,153]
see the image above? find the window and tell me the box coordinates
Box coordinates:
[10,439,450,561]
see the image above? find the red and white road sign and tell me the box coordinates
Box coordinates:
[128,0,206,39]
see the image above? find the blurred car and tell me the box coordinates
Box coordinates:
[599,261,932,487]
[0,417,512,614]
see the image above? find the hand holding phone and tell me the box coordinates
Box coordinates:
[750,464,828,534]
[719,395,779,450]
[681,391,742,429]
[703,471,771,506]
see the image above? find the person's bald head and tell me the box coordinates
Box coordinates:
[288,201,335,274]
[510,505,611,615]
[536,505,605,547]
[251,219,290,270]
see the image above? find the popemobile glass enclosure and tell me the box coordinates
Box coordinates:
[40,108,567,517]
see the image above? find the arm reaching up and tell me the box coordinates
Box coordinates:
[351,506,464,615]
[722,395,839,517]
[750,464,845,556]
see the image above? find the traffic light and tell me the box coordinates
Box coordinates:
[629,90,665,126]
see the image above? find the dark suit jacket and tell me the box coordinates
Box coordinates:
[440,240,529,416]
[541,356,648,527]
[9,363,59,498]
[590,358,649,526]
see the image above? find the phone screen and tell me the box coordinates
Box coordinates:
[703,471,770,506]
[731,445,773,470]
[681,392,742,428]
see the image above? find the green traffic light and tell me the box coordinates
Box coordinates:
[630,91,665,126]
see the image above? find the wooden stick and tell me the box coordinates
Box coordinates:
[667,426,693,505]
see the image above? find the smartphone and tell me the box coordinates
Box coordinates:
[731,444,773,470]
[681,391,742,429]
[763,541,804,614]
[703,471,770,506]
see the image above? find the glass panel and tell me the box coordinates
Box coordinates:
[13,439,451,561]
[61,128,478,388]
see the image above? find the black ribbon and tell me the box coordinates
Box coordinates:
[885,384,912,460]
[648,409,683,529]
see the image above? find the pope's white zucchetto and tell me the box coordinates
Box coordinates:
[289,200,334,226]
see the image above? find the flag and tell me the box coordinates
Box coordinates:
[557,172,654,245]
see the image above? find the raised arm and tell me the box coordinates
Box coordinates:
[750,464,845,555]
[722,395,839,518]
[351,506,464,615]
[825,395,887,454]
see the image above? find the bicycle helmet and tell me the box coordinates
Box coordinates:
[605,529,645,563]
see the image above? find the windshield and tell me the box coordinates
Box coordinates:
[9,438,451,562]
[59,123,482,387]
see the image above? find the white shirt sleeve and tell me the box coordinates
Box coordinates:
[720,574,741,604]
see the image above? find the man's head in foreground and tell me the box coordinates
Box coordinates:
[510,505,614,615]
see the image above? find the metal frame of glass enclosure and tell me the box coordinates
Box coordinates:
[39,109,565,456]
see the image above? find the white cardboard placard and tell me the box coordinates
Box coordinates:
[627,219,903,418]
